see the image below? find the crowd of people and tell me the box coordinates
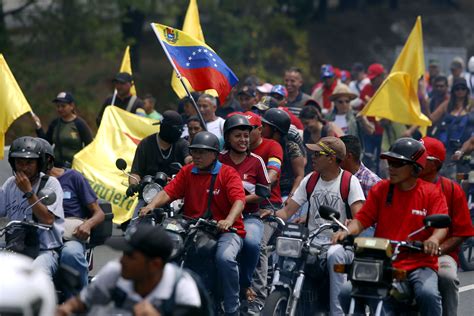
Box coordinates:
[1,55,474,316]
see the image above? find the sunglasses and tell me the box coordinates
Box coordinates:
[454,86,467,91]
[387,160,411,168]
[336,99,351,104]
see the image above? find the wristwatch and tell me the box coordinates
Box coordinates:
[23,191,34,199]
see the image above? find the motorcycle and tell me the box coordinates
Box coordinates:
[321,206,451,315]
[262,205,342,316]
[456,154,474,271]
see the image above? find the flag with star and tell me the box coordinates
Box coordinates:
[151,23,238,104]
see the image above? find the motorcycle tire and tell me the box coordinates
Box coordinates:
[262,290,289,316]
[459,237,474,271]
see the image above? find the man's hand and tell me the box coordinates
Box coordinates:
[423,238,441,256]
[139,206,153,217]
[31,112,42,129]
[217,219,233,231]
[126,184,139,197]
[55,306,71,316]
[73,222,91,240]
[332,230,349,244]
[15,171,32,193]
[292,216,307,224]
[133,301,161,316]
[259,209,274,218]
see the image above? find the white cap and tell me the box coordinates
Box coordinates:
[256,83,274,94]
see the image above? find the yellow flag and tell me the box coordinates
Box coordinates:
[360,16,431,131]
[0,54,32,159]
[119,45,137,96]
[72,107,158,223]
[171,0,217,98]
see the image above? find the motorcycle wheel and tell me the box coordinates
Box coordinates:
[262,290,289,316]
[459,237,474,271]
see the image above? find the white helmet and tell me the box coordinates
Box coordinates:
[468,56,474,73]
[0,252,56,316]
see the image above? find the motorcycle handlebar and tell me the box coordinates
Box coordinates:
[0,220,52,236]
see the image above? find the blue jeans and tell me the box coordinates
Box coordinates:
[33,249,60,279]
[216,232,243,314]
[240,216,264,288]
[60,240,88,298]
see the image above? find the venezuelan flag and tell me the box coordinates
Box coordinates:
[152,23,238,104]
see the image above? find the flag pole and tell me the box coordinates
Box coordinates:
[151,23,207,131]
[110,89,117,106]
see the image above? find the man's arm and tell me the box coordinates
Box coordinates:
[425,228,448,256]
[129,173,141,186]
[56,296,87,316]
[267,169,279,186]
[274,198,301,221]
[350,200,364,218]
[332,219,365,243]
[74,201,105,241]
[139,190,172,216]
[16,172,54,225]
[217,200,244,231]
[440,236,465,256]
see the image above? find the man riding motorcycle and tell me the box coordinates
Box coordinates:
[334,137,449,315]
[0,136,64,278]
[141,131,246,316]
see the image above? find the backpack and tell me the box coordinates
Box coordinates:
[305,170,353,224]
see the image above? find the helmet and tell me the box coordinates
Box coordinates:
[0,252,56,316]
[36,138,55,172]
[8,136,44,172]
[189,131,220,152]
[261,108,291,135]
[380,137,427,169]
[223,114,252,136]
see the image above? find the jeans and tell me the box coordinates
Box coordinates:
[327,244,354,316]
[240,216,264,288]
[33,249,60,279]
[438,255,459,316]
[384,267,442,316]
[60,240,88,298]
[215,232,243,314]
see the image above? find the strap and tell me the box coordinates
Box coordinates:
[31,175,50,223]
[203,173,218,219]
[305,172,320,228]
[160,267,184,315]
[126,95,137,112]
[340,170,352,219]
[54,119,64,164]
[386,183,395,205]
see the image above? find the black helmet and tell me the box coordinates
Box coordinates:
[261,108,291,135]
[223,114,252,135]
[36,138,55,172]
[380,137,427,169]
[189,131,220,152]
[8,136,44,172]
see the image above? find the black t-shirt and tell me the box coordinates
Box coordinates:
[131,134,190,177]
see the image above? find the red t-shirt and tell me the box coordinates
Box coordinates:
[279,107,304,130]
[164,162,246,237]
[219,151,270,213]
[356,179,448,272]
[433,177,474,262]
[252,138,284,205]
[359,84,384,135]
[322,80,339,110]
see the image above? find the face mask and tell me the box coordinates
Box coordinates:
[159,124,182,143]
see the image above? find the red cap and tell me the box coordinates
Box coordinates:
[367,63,385,80]
[244,111,262,127]
[421,136,446,162]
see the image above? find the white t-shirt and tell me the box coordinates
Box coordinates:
[81,261,201,311]
[334,114,348,134]
[0,174,64,250]
[292,169,365,234]
[206,117,225,139]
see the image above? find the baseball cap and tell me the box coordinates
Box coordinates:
[252,96,279,111]
[421,136,446,162]
[113,72,133,83]
[352,62,365,73]
[306,136,346,160]
[256,83,274,94]
[52,92,74,104]
[105,224,173,260]
[160,110,184,127]
[452,77,468,90]
[237,86,256,98]
[321,64,335,79]
[244,111,262,127]
[367,63,385,80]
[270,85,288,98]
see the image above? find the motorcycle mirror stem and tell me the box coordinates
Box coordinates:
[115,158,140,183]
[330,214,350,233]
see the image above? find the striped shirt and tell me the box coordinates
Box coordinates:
[354,162,382,198]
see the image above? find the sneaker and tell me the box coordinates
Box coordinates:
[246,301,263,315]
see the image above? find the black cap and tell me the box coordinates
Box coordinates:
[452,77,468,90]
[238,86,256,98]
[161,110,184,126]
[52,92,74,104]
[105,225,173,260]
[113,72,133,83]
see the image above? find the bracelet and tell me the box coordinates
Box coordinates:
[455,150,464,156]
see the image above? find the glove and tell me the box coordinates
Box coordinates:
[126,184,139,197]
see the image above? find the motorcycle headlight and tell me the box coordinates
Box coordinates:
[142,183,163,204]
[276,237,303,258]
[351,259,383,282]
[166,231,184,260]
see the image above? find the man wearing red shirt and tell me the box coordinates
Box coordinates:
[334,138,448,315]
[420,137,474,316]
[141,131,246,316]
[311,64,343,114]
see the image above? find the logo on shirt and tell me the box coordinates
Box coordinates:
[243,174,248,180]
[206,188,221,195]
[411,209,427,216]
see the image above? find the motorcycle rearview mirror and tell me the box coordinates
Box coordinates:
[319,205,340,220]
[37,188,57,206]
[423,214,451,229]
[115,158,127,171]
[255,184,271,199]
